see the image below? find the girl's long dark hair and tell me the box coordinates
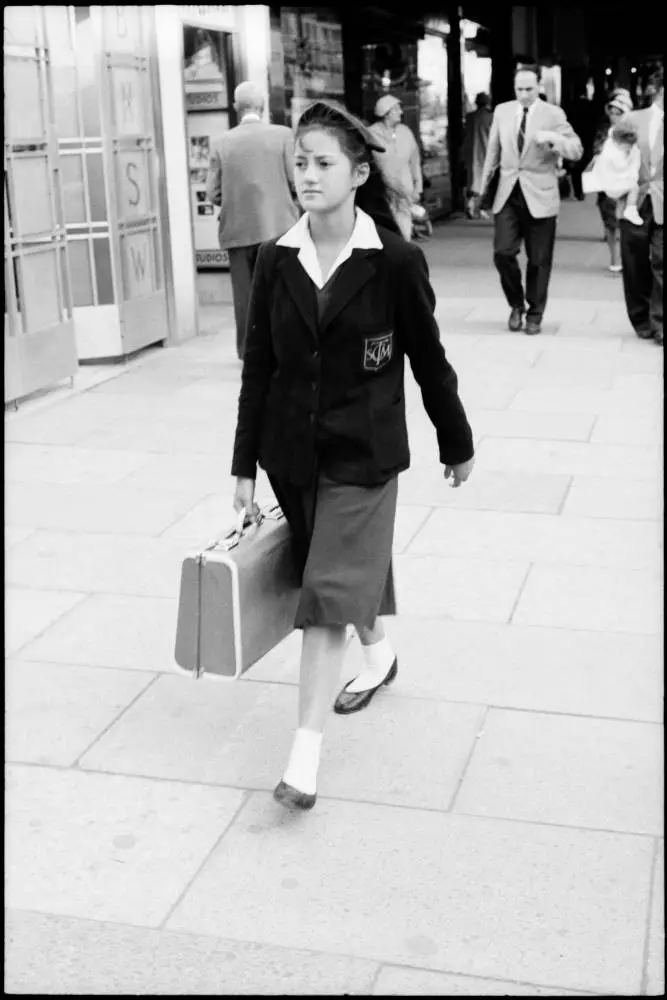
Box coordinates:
[295,101,406,237]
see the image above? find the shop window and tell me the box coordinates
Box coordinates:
[86,152,107,223]
[280,7,345,128]
[4,56,45,141]
[61,154,87,224]
[67,239,95,307]
[418,32,451,218]
[10,156,54,238]
[92,237,114,305]
[21,248,62,331]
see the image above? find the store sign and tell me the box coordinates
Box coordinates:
[185,88,226,111]
[118,152,149,218]
[112,67,144,135]
[103,6,141,52]
[178,6,235,29]
[124,231,153,298]
[196,249,229,268]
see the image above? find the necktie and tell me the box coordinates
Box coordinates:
[517,107,529,155]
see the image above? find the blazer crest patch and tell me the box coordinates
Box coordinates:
[363,332,393,371]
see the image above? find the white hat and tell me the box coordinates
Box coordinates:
[374,94,401,119]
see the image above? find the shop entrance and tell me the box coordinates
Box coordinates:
[182,23,236,277]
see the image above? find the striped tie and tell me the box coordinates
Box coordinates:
[517,107,528,155]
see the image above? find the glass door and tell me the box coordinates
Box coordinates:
[4,6,77,404]
[97,5,167,354]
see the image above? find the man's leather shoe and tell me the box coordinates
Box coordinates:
[654,330,663,345]
[508,307,524,331]
[636,329,654,340]
[333,658,398,715]
[525,320,542,335]
[273,781,316,811]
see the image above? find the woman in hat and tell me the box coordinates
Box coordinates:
[369,95,423,239]
[231,99,474,811]
[587,89,635,271]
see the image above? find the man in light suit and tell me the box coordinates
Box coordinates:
[620,68,663,345]
[207,81,300,358]
[478,65,583,334]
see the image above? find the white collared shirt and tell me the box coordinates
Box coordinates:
[276,207,383,289]
[649,102,664,151]
[241,113,261,124]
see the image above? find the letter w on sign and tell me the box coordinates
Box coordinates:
[363,333,393,371]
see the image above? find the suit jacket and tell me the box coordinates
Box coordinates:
[206,120,300,250]
[480,99,583,218]
[624,107,664,225]
[231,228,474,487]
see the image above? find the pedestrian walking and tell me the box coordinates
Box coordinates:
[231,99,474,812]
[619,67,663,345]
[369,95,422,240]
[463,92,494,218]
[206,81,300,360]
[477,65,583,334]
[585,90,636,272]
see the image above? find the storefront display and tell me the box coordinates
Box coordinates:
[417,25,451,219]
[183,23,233,268]
[280,7,344,128]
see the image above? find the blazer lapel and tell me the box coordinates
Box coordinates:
[319,251,379,334]
[277,251,318,341]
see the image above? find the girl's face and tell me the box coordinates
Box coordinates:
[294,130,369,215]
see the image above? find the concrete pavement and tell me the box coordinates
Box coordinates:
[5,198,664,995]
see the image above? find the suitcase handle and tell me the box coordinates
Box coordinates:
[215,503,285,553]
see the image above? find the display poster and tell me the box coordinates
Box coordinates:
[183,23,231,268]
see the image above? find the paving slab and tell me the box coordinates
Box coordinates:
[373,966,599,996]
[5,481,204,535]
[561,476,662,521]
[120,452,238,493]
[4,909,378,996]
[453,709,663,835]
[5,764,245,927]
[397,467,571,514]
[406,508,662,571]
[475,437,661,479]
[646,844,666,996]
[16,594,179,672]
[467,408,595,442]
[5,442,152,485]
[166,794,652,995]
[513,564,663,634]
[5,525,36,548]
[6,661,154,766]
[75,417,237,456]
[5,587,88,657]
[78,675,485,812]
[509,385,653,415]
[369,618,663,722]
[393,554,529,623]
[590,414,662,446]
[6,531,185,598]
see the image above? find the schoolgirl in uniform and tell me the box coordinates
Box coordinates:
[231,100,475,811]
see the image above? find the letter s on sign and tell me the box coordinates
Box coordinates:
[126,161,140,208]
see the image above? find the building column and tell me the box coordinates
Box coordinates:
[446,6,465,213]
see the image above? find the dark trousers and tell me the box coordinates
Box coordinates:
[228,243,260,359]
[493,183,557,322]
[620,197,663,338]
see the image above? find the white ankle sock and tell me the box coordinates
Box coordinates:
[346,636,395,693]
[282,728,323,795]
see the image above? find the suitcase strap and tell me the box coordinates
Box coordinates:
[191,504,285,679]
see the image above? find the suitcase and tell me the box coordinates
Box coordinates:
[174,504,300,680]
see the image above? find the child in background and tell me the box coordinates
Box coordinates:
[584,121,642,220]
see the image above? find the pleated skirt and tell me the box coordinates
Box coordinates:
[268,472,398,631]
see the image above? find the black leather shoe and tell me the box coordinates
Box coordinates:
[636,329,654,340]
[654,330,663,345]
[333,658,398,715]
[508,307,524,331]
[273,781,316,811]
[525,320,542,335]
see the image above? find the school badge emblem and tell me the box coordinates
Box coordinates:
[363,332,393,371]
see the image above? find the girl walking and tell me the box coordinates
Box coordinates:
[231,100,475,811]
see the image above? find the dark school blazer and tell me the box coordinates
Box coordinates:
[231,225,474,488]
